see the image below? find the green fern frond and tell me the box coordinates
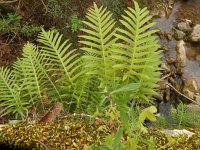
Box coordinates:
[38,29,82,86]
[13,43,47,110]
[112,2,161,103]
[80,3,117,88]
[0,67,29,118]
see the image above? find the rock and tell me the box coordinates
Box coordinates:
[184,78,199,94]
[154,94,164,101]
[190,24,200,42]
[169,77,175,85]
[183,89,195,100]
[166,57,175,64]
[196,55,200,64]
[158,80,167,90]
[166,33,173,41]
[183,78,200,101]
[174,29,186,40]
[194,95,200,104]
[166,87,171,101]
[177,22,192,32]
[161,129,195,138]
[186,103,200,114]
[176,40,186,74]
[185,19,192,25]
[161,62,171,72]
[159,10,166,18]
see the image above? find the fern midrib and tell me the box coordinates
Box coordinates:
[29,53,43,101]
[130,10,139,79]
[40,61,62,100]
[97,8,108,87]
[47,36,74,86]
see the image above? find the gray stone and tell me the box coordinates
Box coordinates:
[174,29,186,40]
[177,22,192,32]
[183,78,200,101]
[190,24,200,42]
[184,78,199,94]
[194,95,200,104]
[176,40,186,74]
[161,62,171,72]
[161,129,194,138]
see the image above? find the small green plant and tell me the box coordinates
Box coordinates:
[47,0,69,18]
[91,105,159,150]
[0,13,21,33]
[0,13,41,36]
[157,102,200,128]
[67,14,83,32]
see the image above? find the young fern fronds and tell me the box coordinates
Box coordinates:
[0,67,28,118]
[13,43,47,109]
[38,29,86,111]
[80,3,117,89]
[112,2,161,103]
[38,29,82,86]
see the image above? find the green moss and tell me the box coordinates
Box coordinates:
[1,122,200,150]
[0,120,110,150]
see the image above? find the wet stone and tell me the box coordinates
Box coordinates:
[176,40,186,74]
[158,80,167,90]
[183,78,200,101]
[177,22,192,32]
[161,62,171,72]
[184,78,199,94]
[190,24,200,42]
[174,29,186,40]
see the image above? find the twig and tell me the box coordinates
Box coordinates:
[0,0,18,4]
[161,73,173,80]
[167,83,200,107]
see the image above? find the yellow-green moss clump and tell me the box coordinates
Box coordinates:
[0,120,110,150]
[142,128,200,149]
[1,121,200,150]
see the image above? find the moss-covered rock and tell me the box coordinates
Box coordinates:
[0,120,109,150]
[1,121,200,150]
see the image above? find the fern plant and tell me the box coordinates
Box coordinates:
[0,1,161,118]
[111,2,161,103]
[13,43,47,110]
[157,103,200,128]
[80,3,117,90]
[37,29,87,111]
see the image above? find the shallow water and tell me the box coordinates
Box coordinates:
[153,0,200,87]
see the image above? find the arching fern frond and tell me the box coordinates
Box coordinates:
[0,67,29,118]
[38,29,82,86]
[112,2,161,103]
[37,29,86,111]
[13,43,47,109]
[80,3,117,89]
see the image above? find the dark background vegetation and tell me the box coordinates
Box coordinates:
[0,0,155,66]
